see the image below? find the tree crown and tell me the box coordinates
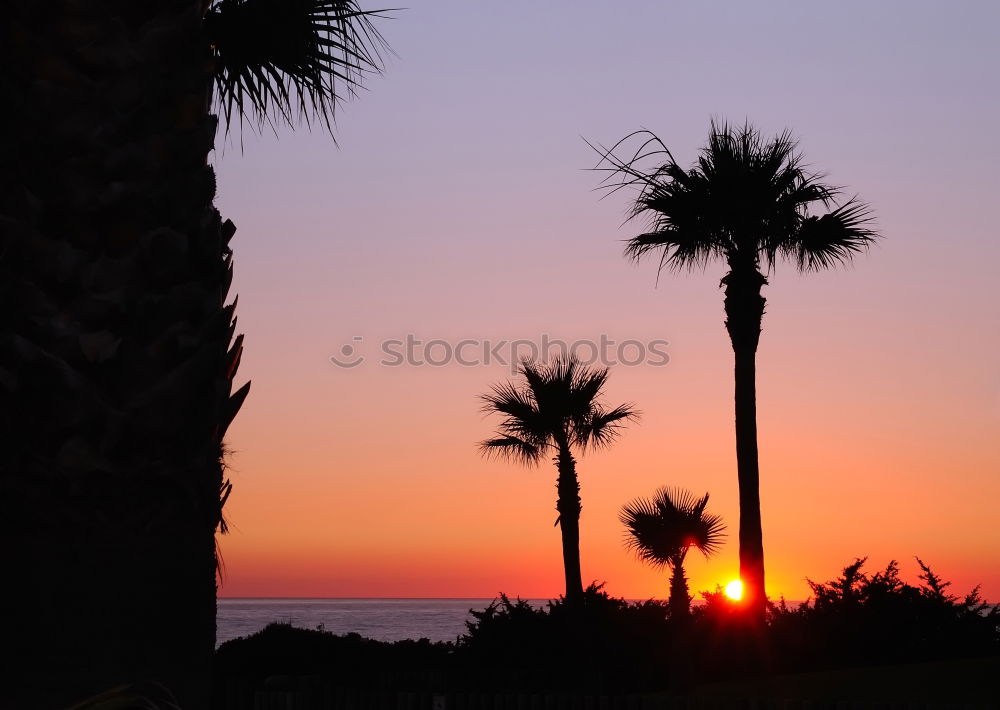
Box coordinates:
[479,357,638,466]
[619,487,725,569]
[591,120,879,275]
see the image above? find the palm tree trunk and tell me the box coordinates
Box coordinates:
[555,443,584,603]
[668,558,691,619]
[722,267,768,625]
[1,2,244,708]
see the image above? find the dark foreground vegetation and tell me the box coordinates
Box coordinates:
[214,559,999,707]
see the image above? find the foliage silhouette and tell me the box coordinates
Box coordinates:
[213,561,998,698]
[591,120,880,622]
[456,586,674,692]
[457,560,998,691]
[479,357,638,602]
[206,0,390,137]
[216,622,450,685]
[620,487,725,618]
[767,557,1000,671]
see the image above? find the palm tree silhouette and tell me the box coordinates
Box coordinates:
[593,120,879,622]
[480,357,638,603]
[2,2,387,707]
[619,487,725,618]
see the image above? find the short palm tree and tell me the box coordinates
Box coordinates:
[593,121,878,623]
[620,487,725,618]
[479,357,638,603]
[2,2,386,707]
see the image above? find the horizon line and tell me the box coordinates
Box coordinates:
[218,596,555,600]
[216,596,785,602]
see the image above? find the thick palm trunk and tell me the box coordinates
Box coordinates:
[722,267,767,625]
[555,443,584,603]
[1,2,245,708]
[667,558,691,619]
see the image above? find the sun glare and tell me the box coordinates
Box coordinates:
[724,579,743,601]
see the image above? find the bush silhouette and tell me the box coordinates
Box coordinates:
[214,560,998,697]
[767,558,1000,671]
[214,622,451,702]
[455,585,674,692]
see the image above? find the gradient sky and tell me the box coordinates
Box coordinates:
[213,0,1000,602]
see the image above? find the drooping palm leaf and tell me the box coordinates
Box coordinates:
[205,0,390,136]
[481,380,542,430]
[478,435,543,465]
[789,198,878,271]
[590,131,722,273]
[581,403,639,449]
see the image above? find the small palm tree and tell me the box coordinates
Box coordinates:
[593,120,879,623]
[480,357,638,603]
[620,487,725,618]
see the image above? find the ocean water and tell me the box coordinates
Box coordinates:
[217,598,543,646]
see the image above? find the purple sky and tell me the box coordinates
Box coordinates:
[212,1,1000,599]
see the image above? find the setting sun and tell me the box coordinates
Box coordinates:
[724,579,743,601]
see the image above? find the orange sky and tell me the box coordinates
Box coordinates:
[214,2,1000,602]
[217,255,1000,601]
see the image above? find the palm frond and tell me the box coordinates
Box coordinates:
[652,487,726,559]
[480,379,537,422]
[568,364,609,420]
[480,380,549,446]
[478,436,542,466]
[586,130,676,198]
[652,486,704,513]
[589,130,724,274]
[205,0,391,137]
[619,507,672,569]
[580,403,639,450]
[789,198,879,271]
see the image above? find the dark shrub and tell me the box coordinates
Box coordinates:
[454,584,674,692]
[214,560,999,699]
[767,558,1000,671]
[214,622,452,704]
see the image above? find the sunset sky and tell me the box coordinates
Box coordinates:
[213,1,1000,602]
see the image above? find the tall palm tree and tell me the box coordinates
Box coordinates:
[619,487,725,618]
[592,121,878,623]
[1,2,386,707]
[479,357,638,603]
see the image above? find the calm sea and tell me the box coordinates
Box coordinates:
[217,598,544,646]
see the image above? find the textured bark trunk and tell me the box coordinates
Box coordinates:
[665,556,693,690]
[0,2,244,708]
[722,266,768,626]
[555,442,584,603]
[667,557,691,619]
